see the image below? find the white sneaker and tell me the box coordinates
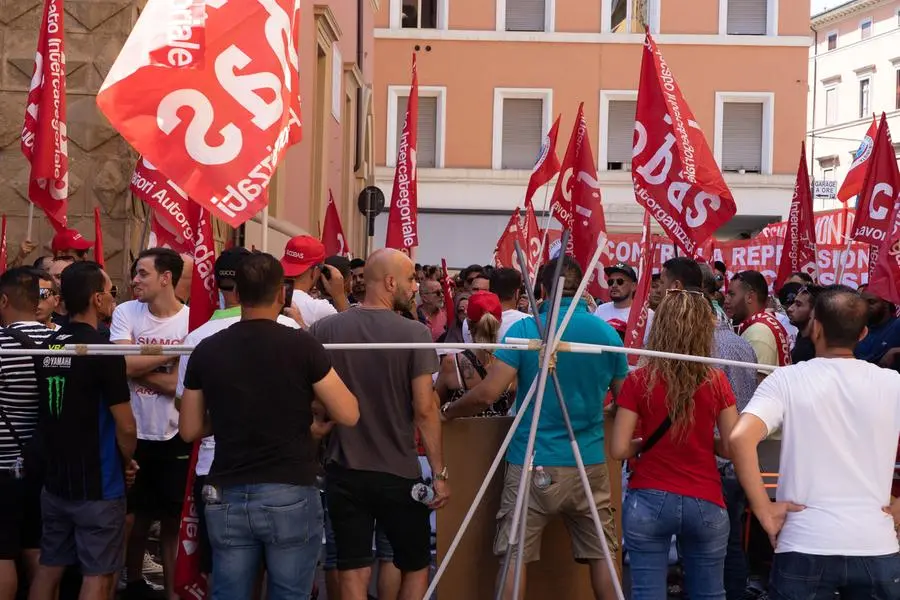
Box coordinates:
[142,552,164,575]
[117,568,128,592]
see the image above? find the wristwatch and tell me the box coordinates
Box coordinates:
[434,466,449,481]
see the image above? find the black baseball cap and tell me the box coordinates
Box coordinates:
[604,262,637,282]
[215,247,251,287]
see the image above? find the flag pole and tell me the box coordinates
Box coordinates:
[535,183,554,262]
[26,203,34,241]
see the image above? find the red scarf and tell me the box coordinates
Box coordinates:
[738,311,792,367]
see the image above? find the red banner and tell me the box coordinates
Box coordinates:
[869,203,900,306]
[187,204,217,331]
[850,114,899,255]
[132,156,196,253]
[97,0,302,227]
[524,115,561,207]
[759,207,854,246]
[632,33,736,258]
[837,116,877,203]
[775,143,817,289]
[322,190,351,258]
[21,0,69,231]
[494,207,524,270]
[93,207,105,269]
[624,211,655,365]
[386,53,419,250]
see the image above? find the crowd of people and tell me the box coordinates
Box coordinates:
[0,230,899,600]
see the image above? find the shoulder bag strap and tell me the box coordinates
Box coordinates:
[461,350,488,380]
[635,415,673,459]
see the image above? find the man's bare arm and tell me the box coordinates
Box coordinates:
[135,371,178,397]
[109,403,137,462]
[113,340,173,377]
[412,374,443,474]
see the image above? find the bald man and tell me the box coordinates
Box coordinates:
[310,249,449,600]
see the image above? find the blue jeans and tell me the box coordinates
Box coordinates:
[205,483,323,600]
[721,464,748,599]
[769,552,900,599]
[624,488,729,600]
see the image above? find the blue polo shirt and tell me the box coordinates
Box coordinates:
[855,318,900,366]
[495,297,629,467]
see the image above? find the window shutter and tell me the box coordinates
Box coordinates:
[607,100,636,169]
[825,88,837,125]
[721,102,763,173]
[506,0,545,32]
[396,95,438,168]
[501,98,543,170]
[727,0,767,35]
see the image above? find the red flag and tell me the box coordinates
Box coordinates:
[97,0,302,227]
[93,207,105,269]
[837,116,877,204]
[524,116,561,207]
[774,143,818,289]
[322,190,352,258]
[0,216,7,275]
[21,0,69,231]
[624,211,655,365]
[386,54,419,250]
[633,33,736,258]
[523,202,543,281]
[494,208,524,269]
[849,114,899,253]
[549,104,609,298]
[132,157,196,253]
[869,202,900,305]
[187,204,217,331]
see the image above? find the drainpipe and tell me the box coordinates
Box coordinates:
[354,0,365,173]
[810,25,818,201]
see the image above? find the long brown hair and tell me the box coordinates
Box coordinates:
[643,289,715,440]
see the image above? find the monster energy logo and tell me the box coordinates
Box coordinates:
[47,376,66,417]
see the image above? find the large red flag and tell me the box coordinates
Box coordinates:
[633,33,736,258]
[869,203,900,305]
[21,0,69,231]
[132,157,196,253]
[322,190,352,258]
[0,216,7,275]
[774,143,818,289]
[524,116,561,207]
[624,211,655,365]
[522,202,543,281]
[93,207,105,269]
[386,54,419,251]
[849,114,899,254]
[494,207,524,269]
[97,0,302,227]
[837,116,877,204]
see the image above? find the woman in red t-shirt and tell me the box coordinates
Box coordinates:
[611,289,739,600]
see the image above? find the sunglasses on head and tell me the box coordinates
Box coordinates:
[665,288,705,297]
[38,288,57,300]
[607,278,627,286]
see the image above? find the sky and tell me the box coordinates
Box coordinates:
[810,0,845,16]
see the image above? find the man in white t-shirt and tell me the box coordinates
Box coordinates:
[462,268,529,345]
[281,235,349,327]
[730,285,900,598]
[174,247,301,579]
[593,262,653,345]
[110,248,190,599]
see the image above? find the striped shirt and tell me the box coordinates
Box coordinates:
[0,322,55,469]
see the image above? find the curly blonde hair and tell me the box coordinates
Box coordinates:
[643,290,716,441]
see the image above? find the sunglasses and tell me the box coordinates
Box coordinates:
[607,278,627,286]
[38,288,57,300]
[105,285,118,299]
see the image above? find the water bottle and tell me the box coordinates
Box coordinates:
[411,483,435,504]
[533,466,551,490]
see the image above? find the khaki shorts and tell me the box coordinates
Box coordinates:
[493,462,618,564]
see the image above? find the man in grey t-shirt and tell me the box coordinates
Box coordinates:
[310,249,448,600]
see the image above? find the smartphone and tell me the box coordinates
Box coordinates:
[283,280,294,311]
[320,264,332,280]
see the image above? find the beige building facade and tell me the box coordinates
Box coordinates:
[373,0,813,267]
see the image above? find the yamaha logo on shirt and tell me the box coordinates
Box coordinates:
[43,356,71,368]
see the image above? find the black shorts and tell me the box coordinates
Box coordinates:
[0,467,44,559]
[192,475,213,575]
[325,465,431,572]
[127,437,191,519]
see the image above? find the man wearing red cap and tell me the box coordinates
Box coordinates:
[281,236,349,327]
[51,228,93,261]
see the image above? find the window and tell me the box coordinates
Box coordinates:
[859,78,870,119]
[386,85,446,169]
[721,102,764,173]
[609,0,647,33]
[825,86,837,126]
[492,89,552,170]
[822,167,834,181]
[504,0,547,32]
[896,68,900,110]
[860,18,872,40]
[606,100,636,170]
[725,0,768,35]
[827,32,837,50]
[402,0,437,28]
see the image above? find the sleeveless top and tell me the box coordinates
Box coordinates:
[446,350,513,417]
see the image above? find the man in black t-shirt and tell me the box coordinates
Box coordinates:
[29,261,137,600]
[179,253,359,598]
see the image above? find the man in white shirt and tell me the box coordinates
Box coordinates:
[462,268,529,345]
[110,248,190,599]
[593,262,653,345]
[281,235,349,327]
[730,285,900,599]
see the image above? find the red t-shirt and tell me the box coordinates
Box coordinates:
[618,368,735,508]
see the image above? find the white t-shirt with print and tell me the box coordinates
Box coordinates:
[110,300,189,441]
[176,311,300,476]
[743,357,900,556]
[291,289,337,327]
[593,302,654,346]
